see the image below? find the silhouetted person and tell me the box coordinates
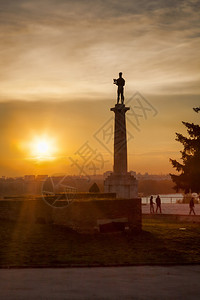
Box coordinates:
[113,72,125,104]
[150,195,155,214]
[156,195,162,213]
[189,197,196,215]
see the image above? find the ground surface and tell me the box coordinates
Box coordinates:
[1,216,200,267]
[1,266,200,299]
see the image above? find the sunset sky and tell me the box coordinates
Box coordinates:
[0,0,200,176]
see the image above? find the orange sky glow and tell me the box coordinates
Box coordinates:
[0,0,200,177]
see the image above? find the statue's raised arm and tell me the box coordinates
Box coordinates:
[113,72,125,104]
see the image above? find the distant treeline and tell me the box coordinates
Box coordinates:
[0,177,175,197]
[72,179,175,196]
[138,180,174,196]
[87,179,175,196]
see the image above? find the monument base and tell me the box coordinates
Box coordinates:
[104,172,138,199]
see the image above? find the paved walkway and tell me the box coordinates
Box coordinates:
[142,203,200,215]
[1,266,200,299]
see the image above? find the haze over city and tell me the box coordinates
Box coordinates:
[0,0,200,176]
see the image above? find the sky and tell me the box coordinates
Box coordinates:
[0,0,200,177]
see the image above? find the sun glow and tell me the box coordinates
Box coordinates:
[29,136,57,160]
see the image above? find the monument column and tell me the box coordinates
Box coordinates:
[111,104,130,174]
[104,72,138,199]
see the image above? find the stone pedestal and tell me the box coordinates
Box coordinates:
[104,103,138,199]
[104,172,138,199]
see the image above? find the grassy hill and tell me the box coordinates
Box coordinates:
[0,217,200,267]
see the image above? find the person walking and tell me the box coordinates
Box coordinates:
[189,197,196,215]
[150,195,155,214]
[156,195,162,213]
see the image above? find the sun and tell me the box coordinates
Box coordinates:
[35,140,51,156]
[29,136,57,160]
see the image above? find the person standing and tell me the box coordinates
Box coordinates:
[150,195,155,214]
[189,197,196,215]
[156,195,162,213]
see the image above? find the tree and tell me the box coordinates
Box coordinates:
[170,115,200,194]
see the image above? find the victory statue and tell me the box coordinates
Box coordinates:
[113,72,125,104]
[104,72,138,199]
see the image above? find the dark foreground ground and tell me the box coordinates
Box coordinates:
[1,217,200,267]
[1,266,200,300]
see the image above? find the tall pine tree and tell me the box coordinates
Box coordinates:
[170,115,200,194]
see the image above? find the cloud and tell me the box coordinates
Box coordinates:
[0,1,199,99]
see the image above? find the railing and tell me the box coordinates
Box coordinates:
[142,195,184,204]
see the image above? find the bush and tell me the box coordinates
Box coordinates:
[89,182,100,193]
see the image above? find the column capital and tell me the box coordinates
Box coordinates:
[110,104,130,113]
